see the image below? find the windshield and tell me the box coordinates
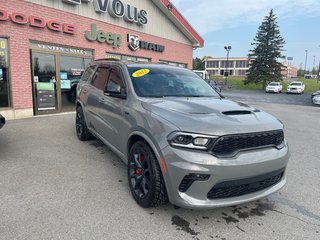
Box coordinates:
[290,83,302,86]
[290,82,302,86]
[269,82,280,86]
[127,65,220,98]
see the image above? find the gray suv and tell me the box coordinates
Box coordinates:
[76,60,290,209]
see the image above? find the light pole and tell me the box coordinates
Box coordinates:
[313,56,316,74]
[304,50,308,75]
[224,45,232,86]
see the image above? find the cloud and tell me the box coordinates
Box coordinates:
[170,0,320,35]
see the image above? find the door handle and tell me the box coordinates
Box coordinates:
[99,97,105,103]
[82,89,88,94]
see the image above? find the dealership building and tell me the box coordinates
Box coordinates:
[0,0,203,119]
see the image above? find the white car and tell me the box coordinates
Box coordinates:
[287,81,305,94]
[266,82,283,93]
[312,91,320,105]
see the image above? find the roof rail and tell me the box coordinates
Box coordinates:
[94,58,121,62]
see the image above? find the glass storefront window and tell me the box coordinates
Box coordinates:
[159,60,187,68]
[106,53,150,62]
[60,56,91,112]
[0,38,10,108]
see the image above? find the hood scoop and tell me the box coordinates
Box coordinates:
[222,110,252,115]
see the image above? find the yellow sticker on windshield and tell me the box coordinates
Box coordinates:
[132,69,150,77]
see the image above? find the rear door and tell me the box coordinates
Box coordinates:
[83,65,110,133]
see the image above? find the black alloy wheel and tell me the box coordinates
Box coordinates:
[128,141,168,208]
[76,106,93,141]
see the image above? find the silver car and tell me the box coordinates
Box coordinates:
[76,60,290,209]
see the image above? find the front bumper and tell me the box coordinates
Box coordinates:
[287,88,302,93]
[266,88,279,92]
[160,141,290,209]
[312,96,320,105]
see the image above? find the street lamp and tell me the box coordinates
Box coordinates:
[224,45,232,85]
[304,50,308,75]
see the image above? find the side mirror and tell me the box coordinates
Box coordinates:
[105,84,127,99]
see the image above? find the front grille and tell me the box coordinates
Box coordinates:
[211,130,284,156]
[207,168,284,199]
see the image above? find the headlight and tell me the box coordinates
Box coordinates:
[167,132,216,150]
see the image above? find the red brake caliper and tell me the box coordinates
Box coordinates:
[135,153,144,175]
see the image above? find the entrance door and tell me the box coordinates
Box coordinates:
[32,53,57,115]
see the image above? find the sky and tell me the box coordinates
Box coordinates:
[171,0,320,71]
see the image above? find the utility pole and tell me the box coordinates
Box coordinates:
[313,56,316,73]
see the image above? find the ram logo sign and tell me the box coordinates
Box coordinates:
[127,34,165,53]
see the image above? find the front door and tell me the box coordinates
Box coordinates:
[31,52,58,115]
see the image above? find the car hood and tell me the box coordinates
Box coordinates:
[141,97,283,136]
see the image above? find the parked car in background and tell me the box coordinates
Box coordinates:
[287,81,305,94]
[311,91,320,105]
[193,70,210,80]
[266,82,283,93]
[0,114,5,129]
[76,60,290,209]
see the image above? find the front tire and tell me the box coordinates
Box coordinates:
[76,106,94,141]
[128,141,168,208]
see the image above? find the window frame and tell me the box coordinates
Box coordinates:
[0,37,11,108]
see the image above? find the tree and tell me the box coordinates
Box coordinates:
[245,10,285,89]
[192,57,204,70]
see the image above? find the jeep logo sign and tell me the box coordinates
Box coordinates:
[127,34,165,53]
[62,0,148,26]
[85,23,122,48]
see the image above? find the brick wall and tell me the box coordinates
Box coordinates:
[0,0,193,110]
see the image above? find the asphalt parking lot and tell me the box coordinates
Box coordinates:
[0,95,319,239]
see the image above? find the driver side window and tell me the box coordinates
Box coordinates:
[106,67,125,93]
[91,67,109,91]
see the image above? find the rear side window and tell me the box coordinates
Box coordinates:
[91,67,109,90]
[81,65,96,82]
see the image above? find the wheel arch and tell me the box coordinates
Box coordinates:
[127,132,162,162]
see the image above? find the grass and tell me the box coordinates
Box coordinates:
[210,76,320,93]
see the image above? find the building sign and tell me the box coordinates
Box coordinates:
[0,9,75,34]
[128,34,165,53]
[84,23,122,48]
[30,43,93,57]
[61,0,148,26]
[63,0,91,4]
